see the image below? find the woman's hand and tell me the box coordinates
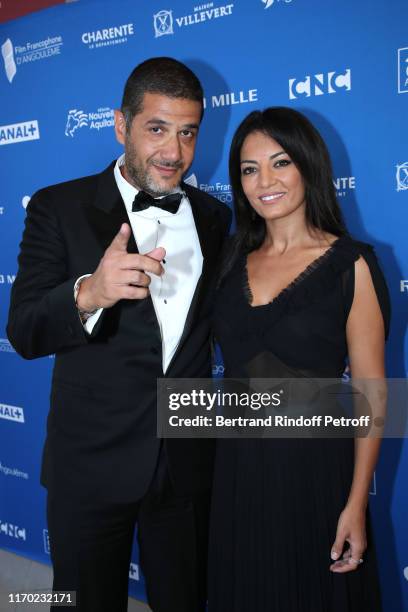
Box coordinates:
[330,504,367,573]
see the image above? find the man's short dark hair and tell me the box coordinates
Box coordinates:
[121,57,204,128]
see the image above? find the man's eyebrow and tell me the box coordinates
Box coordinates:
[144,118,199,130]
[144,118,170,126]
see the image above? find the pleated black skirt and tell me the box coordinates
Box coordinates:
[208,437,382,612]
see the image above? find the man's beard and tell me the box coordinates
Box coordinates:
[124,141,183,197]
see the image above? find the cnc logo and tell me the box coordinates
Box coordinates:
[400,281,408,293]
[0,520,26,541]
[289,69,351,99]
[153,10,174,37]
[65,107,114,137]
[262,0,292,8]
[398,47,408,94]
[396,162,408,191]
[0,403,25,424]
[0,120,40,146]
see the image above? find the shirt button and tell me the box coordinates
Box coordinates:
[164,299,167,304]
[157,220,161,224]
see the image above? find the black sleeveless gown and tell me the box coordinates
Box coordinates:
[208,236,390,612]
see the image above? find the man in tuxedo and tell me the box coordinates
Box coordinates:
[7,57,231,612]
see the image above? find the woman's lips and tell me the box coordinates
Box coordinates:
[258,192,286,203]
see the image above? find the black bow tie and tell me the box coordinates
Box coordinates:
[132,190,183,214]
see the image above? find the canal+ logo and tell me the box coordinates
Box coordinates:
[0,120,40,146]
[0,403,25,424]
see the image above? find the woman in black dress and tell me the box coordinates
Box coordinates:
[208,107,389,611]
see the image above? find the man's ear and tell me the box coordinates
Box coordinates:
[114,110,127,145]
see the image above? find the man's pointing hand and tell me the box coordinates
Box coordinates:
[76,223,166,311]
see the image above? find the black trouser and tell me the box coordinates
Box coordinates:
[47,447,210,612]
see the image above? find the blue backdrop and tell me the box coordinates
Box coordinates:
[0,0,407,606]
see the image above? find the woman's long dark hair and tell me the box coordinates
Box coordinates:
[220,107,349,283]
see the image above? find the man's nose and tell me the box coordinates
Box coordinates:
[161,134,182,162]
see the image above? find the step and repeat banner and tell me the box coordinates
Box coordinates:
[0,0,407,606]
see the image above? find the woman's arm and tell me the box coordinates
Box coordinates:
[330,255,386,573]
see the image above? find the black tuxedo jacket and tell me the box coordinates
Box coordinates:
[7,162,231,503]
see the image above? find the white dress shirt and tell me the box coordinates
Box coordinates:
[78,154,203,373]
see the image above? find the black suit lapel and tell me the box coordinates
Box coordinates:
[82,161,138,254]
